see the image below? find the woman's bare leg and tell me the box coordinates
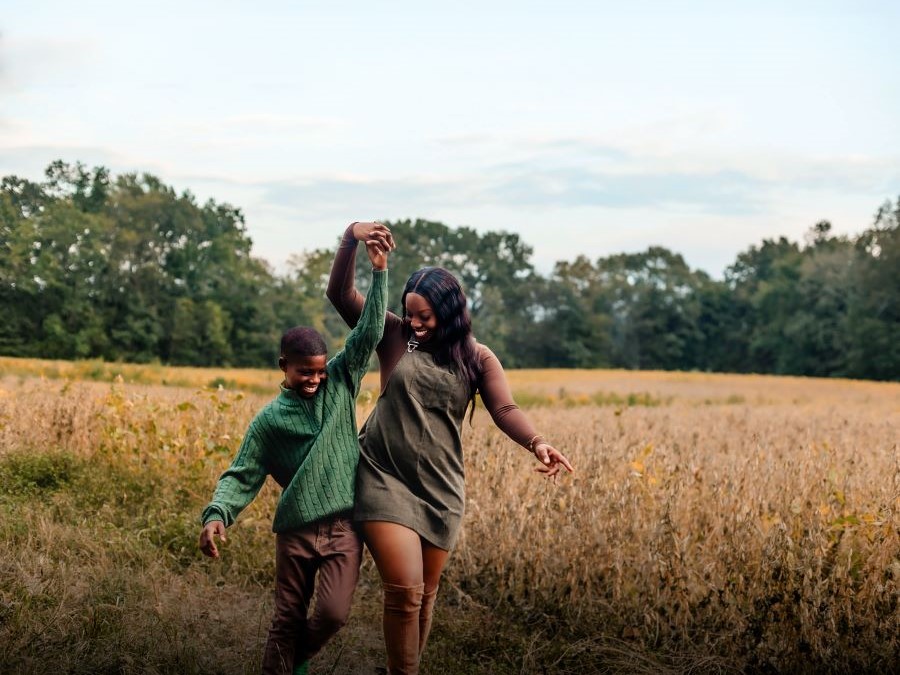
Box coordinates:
[362,521,424,585]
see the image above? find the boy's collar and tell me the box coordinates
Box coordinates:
[279,382,313,403]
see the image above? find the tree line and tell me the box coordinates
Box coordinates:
[1,161,897,380]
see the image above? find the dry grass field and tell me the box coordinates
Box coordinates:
[0,357,897,674]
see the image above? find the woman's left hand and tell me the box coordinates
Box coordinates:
[533,443,574,478]
[352,221,395,251]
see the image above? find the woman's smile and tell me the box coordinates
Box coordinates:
[405,292,438,343]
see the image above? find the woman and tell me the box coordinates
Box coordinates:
[327,221,573,674]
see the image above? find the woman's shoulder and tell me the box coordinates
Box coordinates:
[376,311,407,357]
[473,340,500,368]
[384,311,405,338]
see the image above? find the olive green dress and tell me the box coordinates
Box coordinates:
[355,347,472,550]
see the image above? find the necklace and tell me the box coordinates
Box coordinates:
[406,337,419,353]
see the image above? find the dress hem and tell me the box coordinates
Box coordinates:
[352,513,453,551]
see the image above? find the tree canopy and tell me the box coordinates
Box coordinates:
[1,161,897,380]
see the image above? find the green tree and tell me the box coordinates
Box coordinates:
[726,237,804,373]
[2,161,898,380]
[44,160,110,213]
[0,161,284,366]
[845,199,900,379]
[1,175,61,356]
[590,248,706,370]
[535,256,612,367]
[780,223,854,376]
[281,248,349,354]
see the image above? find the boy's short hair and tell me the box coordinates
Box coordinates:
[280,326,327,360]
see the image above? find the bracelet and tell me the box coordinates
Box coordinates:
[526,434,545,453]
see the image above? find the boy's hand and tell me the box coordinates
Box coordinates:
[199,521,227,558]
[366,239,389,271]
[352,221,395,253]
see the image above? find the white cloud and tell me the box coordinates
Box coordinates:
[0,34,98,92]
[172,113,345,138]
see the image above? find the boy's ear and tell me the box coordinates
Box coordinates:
[278,356,287,372]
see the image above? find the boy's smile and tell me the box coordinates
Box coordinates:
[281,355,328,398]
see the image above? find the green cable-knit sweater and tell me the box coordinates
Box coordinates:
[200,269,387,533]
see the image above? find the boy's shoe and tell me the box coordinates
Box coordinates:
[292,661,309,675]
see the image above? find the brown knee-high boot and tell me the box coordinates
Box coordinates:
[382,582,424,675]
[418,585,438,656]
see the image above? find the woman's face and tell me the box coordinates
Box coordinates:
[405,292,438,343]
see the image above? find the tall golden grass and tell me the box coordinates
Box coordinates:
[0,357,897,673]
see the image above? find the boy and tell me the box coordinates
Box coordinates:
[199,236,390,675]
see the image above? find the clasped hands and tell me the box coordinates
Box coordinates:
[352,221,395,270]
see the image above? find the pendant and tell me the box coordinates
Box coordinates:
[406,337,419,353]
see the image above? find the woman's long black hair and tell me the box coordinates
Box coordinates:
[401,267,481,409]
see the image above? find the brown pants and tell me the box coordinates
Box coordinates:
[261,515,363,675]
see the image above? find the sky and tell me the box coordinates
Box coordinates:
[2,0,899,277]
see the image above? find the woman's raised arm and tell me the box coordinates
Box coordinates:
[326,222,395,327]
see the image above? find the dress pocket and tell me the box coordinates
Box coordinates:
[410,369,456,410]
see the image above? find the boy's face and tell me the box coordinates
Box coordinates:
[280,354,327,398]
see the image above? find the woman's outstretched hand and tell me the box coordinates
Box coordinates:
[352,221,395,254]
[533,443,574,479]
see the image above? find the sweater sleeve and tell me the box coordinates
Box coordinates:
[476,344,541,450]
[200,424,268,527]
[334,268,388,390]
